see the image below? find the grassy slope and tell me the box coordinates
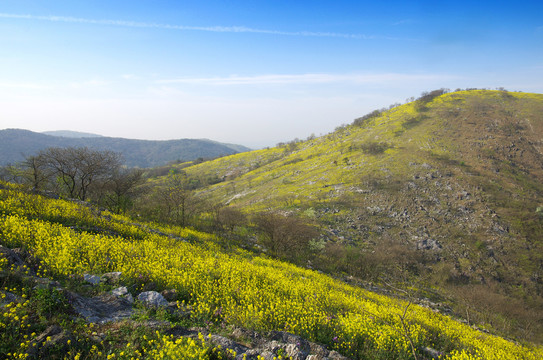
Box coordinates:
[180,90,543,340]
[185,90,543,208]
[1,183,542,359]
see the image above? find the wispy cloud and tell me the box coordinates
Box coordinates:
[0,13,401,40]
[157,73,457,86]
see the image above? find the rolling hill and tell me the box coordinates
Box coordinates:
[0,129,251,168]
[2,89,543,359]
[174,89,543,341]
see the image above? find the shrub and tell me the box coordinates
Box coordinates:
[359,141,392,155]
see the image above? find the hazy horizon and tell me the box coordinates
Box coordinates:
[1,1,542,148]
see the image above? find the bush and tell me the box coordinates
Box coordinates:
[359,141,392,155]
[253,212,319,261]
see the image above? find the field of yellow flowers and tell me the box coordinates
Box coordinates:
[1,182,542,359]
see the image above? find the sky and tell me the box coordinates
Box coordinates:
[1,1,542,148]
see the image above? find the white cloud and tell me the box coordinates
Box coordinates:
[0,13,405,40]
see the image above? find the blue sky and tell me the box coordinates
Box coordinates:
[1,1,542,148]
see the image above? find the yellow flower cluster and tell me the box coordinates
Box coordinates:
[1,187,542,359]
[142,332,214,359]
[0,298,32,358]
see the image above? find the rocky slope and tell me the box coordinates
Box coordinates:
[179,90,543,341]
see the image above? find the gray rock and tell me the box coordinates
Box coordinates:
[138,291,168,308]
[68,291,133,323]
[328,350,349,360]
[26,325,74,359]
[306,355,329,360]
[416,238,442,251]
[259,351,275,360]
[286,343,306,360]
[209,335,249,356]
[83,274,101,285]
[111,286,134,303]
[111,286,129,296]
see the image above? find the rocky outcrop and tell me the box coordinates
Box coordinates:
[1,247,351,359]
[138,291,169,308]
[68,291,134,324]
[165,326,350,360]
[26,325,74,359]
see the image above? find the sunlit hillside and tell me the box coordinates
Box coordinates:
[1,182,542,359]
[185,90,543,210]
[175,89,543,343]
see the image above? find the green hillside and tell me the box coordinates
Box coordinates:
[184,90,543,209]
[1,182,542,359]
[2,89,543,359]
[173,90,543,342]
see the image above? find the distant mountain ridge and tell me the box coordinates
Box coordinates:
[0,129,251,168]
[41,130,104,138]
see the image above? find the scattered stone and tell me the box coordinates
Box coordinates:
[328,350,349,359]
[416,237,442,251]
[83,274,101,285]
[209,334,249,356]
[111,286,128,297]
[26,325,74,359]
[138,291,168,308]
[306,355,327,360]
[68,291,133,323]
[111,286,134,303]
[259,350,275,360]
[285,342,306,360]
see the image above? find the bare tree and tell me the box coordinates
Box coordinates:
[254,212,318,260]
[36,147,121,200]
[215,206,246,233]
[150,170,195,227]
[99,167,145,213]
[20,155,50,191]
